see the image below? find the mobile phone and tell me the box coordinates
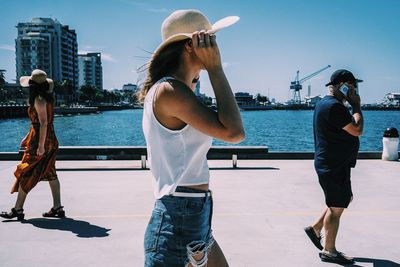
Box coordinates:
[339,84,350,97]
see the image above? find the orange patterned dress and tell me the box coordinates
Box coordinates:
[12,103,59,194]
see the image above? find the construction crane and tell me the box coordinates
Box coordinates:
[289,65,331,104]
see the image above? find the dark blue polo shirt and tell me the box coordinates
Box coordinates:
[313,95,359,174]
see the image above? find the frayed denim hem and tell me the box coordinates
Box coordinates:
[185,232,215,267]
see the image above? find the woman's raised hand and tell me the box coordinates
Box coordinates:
[192,31,222,71]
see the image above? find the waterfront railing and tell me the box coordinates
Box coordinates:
[0,146,394,169]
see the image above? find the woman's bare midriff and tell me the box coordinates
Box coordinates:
[184,183,209,191]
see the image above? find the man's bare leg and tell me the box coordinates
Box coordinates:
[323,207,344,252]
[312,208,328,237]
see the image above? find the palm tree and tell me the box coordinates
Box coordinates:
[79,85,97,105]
[54,80,74,105]
[256,93,270,105]
[0,69,6,90]
[0,70,7,103]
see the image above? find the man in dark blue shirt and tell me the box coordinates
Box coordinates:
[304,69,364,265]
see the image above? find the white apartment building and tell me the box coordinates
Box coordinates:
[78,53,103,90]
[15,18,79,101]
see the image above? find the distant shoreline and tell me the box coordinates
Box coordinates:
[0,105,140,119]
[241,104,400,111]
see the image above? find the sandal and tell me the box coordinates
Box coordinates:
[42,206,65,218]
[0,208,25,221]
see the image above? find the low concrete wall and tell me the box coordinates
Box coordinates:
[259,151,386,160]
[0,146,395,161]
[0,152,20,160]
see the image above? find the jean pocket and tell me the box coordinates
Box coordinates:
[185,198,207,216]
[144,209,164,253]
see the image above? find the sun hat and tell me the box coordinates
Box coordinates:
[20,69,54,91]
[325,69,363,87]
[153,9,240,57]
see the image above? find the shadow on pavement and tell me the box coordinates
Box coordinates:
[18,217,111,238]
[352,257,400,267]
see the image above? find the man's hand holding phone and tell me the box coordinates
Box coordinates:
[345,84,361,110]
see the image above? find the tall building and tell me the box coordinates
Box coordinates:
[15,18,79,101]
[122,83,137,93]
[234,92,256,108]
[78,53,103,90]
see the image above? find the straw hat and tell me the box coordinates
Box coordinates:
[153,9,240,57]
[20,69,54,91]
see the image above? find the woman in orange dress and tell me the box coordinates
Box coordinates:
[1,69,65,220]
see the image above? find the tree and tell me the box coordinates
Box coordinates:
[94,90,104,103]
[0,69,6,90]
[0,70,7,102]
[256,93,270,105]
[79,85,98,104]
[112,91,122,103]
[104,90,122,104]
[54,80,75,105]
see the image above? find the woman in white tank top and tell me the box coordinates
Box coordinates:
[139,10,244,267]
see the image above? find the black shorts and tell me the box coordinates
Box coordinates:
[318,166,353,208]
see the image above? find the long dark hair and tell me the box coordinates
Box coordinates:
[137,39,188,103]
[28,80,54,106]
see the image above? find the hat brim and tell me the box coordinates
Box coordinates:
[19,76,31,87]
[153,16,240,58]
[20,76,54,91]
[325,78,363,87]
[210,16,240,33]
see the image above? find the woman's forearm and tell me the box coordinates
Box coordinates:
[38,123,47,148]
[208,67,244,135]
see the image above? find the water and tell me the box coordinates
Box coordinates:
[1,109,399,152]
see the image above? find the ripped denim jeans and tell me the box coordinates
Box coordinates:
[144,186,214,267]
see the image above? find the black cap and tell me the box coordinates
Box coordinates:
[383,127,399,138]
[325,69,363,87]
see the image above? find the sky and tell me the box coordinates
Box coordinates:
[1,0,399,103]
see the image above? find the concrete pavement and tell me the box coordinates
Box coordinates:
[0,159,399,267]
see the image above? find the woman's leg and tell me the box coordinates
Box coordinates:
[205,240,229,267]
[0,185,26,219]
[49,179,62,208]
[14,185,28,210]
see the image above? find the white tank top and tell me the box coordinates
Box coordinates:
[142,77,212,199]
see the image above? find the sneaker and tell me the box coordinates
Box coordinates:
[304,226,323,250]
[319,250,355,265]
